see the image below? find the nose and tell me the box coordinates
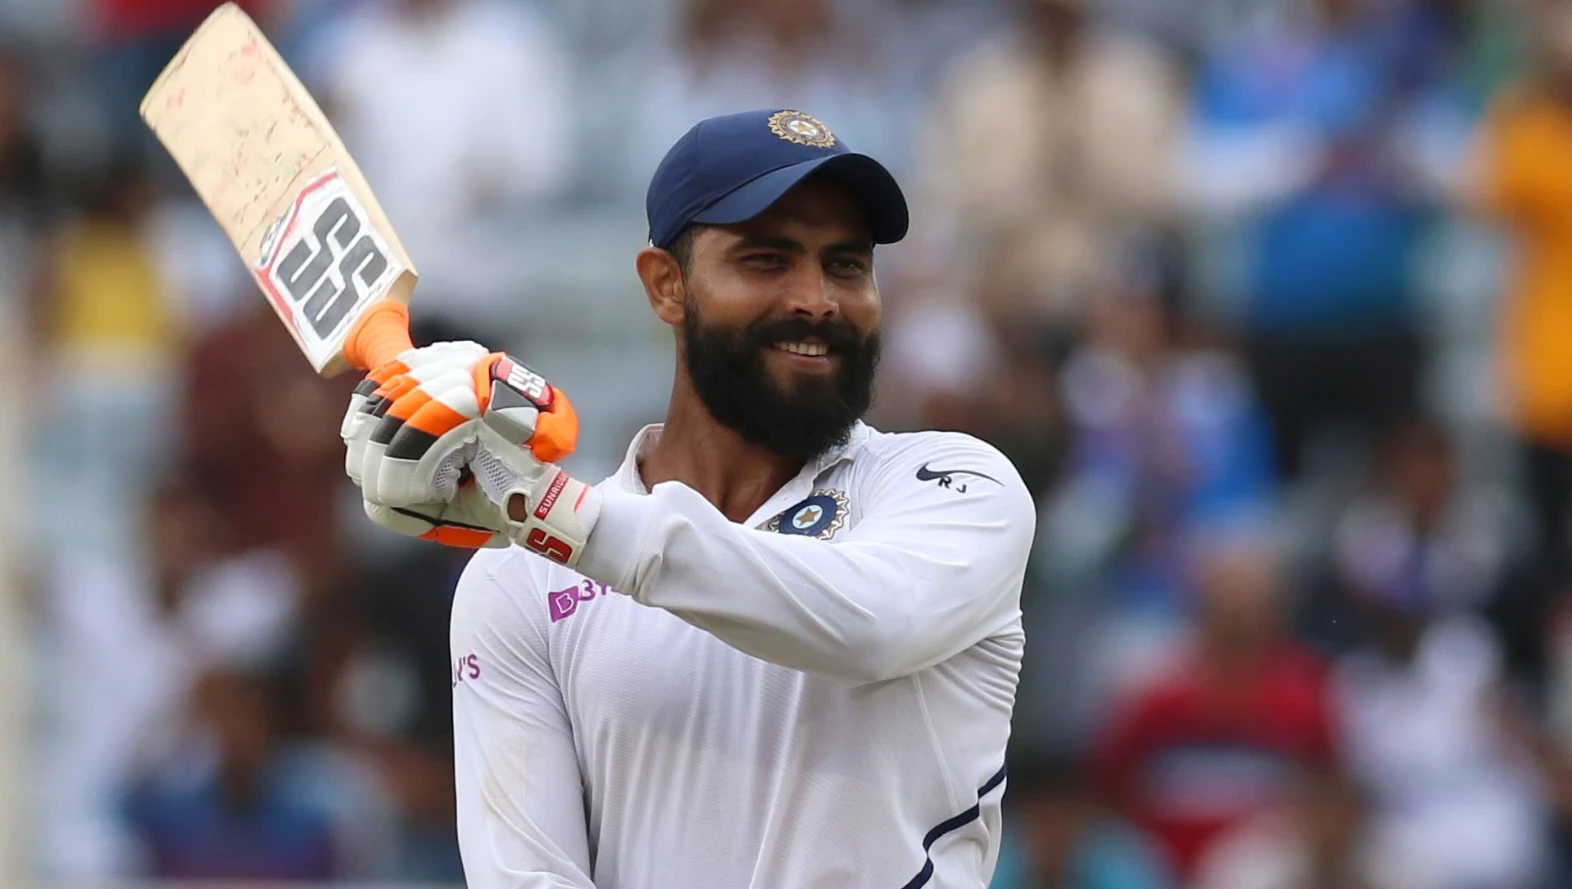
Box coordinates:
[785,266,838,322]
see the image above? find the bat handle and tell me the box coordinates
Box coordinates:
[343,300,415,372]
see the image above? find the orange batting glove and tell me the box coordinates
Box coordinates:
[344,344,596,559]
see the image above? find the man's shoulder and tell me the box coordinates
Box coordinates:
[460,545,538,585]
[452,547,561,638]
[858,427,1024,490]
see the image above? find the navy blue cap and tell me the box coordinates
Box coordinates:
[646,109,909,250]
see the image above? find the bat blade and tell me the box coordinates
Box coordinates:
[140,2,416,376]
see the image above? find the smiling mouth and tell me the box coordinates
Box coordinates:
[774,340,830,358]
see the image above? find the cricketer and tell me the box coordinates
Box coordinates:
[339,108,1036,888]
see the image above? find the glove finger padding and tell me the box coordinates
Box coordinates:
[343,367,403,486]
[373,368,484,505]
[363,486,509,549]
[344,341,488,487]
[359,366,483,504]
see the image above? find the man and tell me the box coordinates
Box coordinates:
[1092,534,1337,884]
[340,108,1036,887]
[1473,0,1572,654]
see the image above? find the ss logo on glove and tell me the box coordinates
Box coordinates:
[502,360,550,404]
[523,528,575,564]
[513,471,577,565]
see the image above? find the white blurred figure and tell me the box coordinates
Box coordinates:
[1332,618,1548,889]
[303,0,576,329]
[905,0,1182,334]
[623,0,919,188]
[35,479,304,880]
[1195,773,1429,889]
[1331,419,1550,889]
[878,297,1003,431]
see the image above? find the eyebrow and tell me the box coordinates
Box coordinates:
[729,235,805,254]
[728,235,874,256]
[824,240,875,257]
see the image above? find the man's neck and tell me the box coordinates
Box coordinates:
[638,388,809,524]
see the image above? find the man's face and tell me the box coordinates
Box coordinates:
[677,178,882,462]
[1195,542,1282,651]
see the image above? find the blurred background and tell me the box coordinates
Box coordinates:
[0,0,1569,886]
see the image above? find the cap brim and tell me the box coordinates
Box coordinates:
[690,153,909,245]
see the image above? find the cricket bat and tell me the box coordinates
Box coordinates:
[139,2,414,376]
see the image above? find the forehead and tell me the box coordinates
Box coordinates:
[719,177,872,244]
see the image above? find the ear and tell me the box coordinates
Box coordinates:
[635,246,686,327]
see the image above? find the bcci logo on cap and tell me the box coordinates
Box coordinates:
[769,110,836,148]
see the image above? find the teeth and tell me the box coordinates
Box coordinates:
[777,341,828,357]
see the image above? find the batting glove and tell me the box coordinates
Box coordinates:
[344,345,602,565]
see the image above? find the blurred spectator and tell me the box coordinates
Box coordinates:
[1329,414,1512,627]
[88,0,278,162]
[364,740,465,881]
[1472,0,1572,598]
[989,753,1173,889]
[124,667,338,880]
[27,153,183,555]
[909,0,1183,352]
[1042,265,1277,605]
[1193,771,1409,889]
[1012,248,1273,751]
[1333,543,1550,889]
[1186,0,1473,483]
[0,46,52,230]
[303,0,575,329]
[877,296,1066,504]
[39,477,302,880]
[1092,534,1337,883]
[354,542,471,748]
[29,155,176,361]
[626,0,918,187]
[0,43,52,379]
[180,300,355,600]
[1026,259,1276,743]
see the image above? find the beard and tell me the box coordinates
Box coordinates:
[682,294,880,463]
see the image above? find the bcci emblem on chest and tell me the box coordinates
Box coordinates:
[764,489,849,540]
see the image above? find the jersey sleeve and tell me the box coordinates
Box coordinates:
[450,550,594,888]
[576,432,1035,684]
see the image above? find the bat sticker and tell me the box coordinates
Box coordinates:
[256,169,405,366]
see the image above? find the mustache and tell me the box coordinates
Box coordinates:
[745,316,866,353]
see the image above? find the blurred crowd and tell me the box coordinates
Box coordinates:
[0,0,1569,886]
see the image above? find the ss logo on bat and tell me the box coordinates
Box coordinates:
[274,195,389,339]
[257,170,403,355]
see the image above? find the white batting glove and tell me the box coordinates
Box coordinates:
[343,345,602,565]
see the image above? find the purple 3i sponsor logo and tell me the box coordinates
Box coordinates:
[549,580,611,623]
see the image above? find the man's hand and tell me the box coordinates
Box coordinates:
[341,343,602,565]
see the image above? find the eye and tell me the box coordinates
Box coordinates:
[828,257,871,277]
[741,252,789,271]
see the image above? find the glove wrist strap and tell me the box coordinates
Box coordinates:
[503,469,602,568]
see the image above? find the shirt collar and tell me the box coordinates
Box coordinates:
[610,422,871,495]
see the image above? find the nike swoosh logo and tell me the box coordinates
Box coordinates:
[915,463,1001,485]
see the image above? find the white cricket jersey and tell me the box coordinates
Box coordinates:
[449,422,1034,888]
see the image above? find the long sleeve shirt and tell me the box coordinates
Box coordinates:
[449,422,1034,888]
